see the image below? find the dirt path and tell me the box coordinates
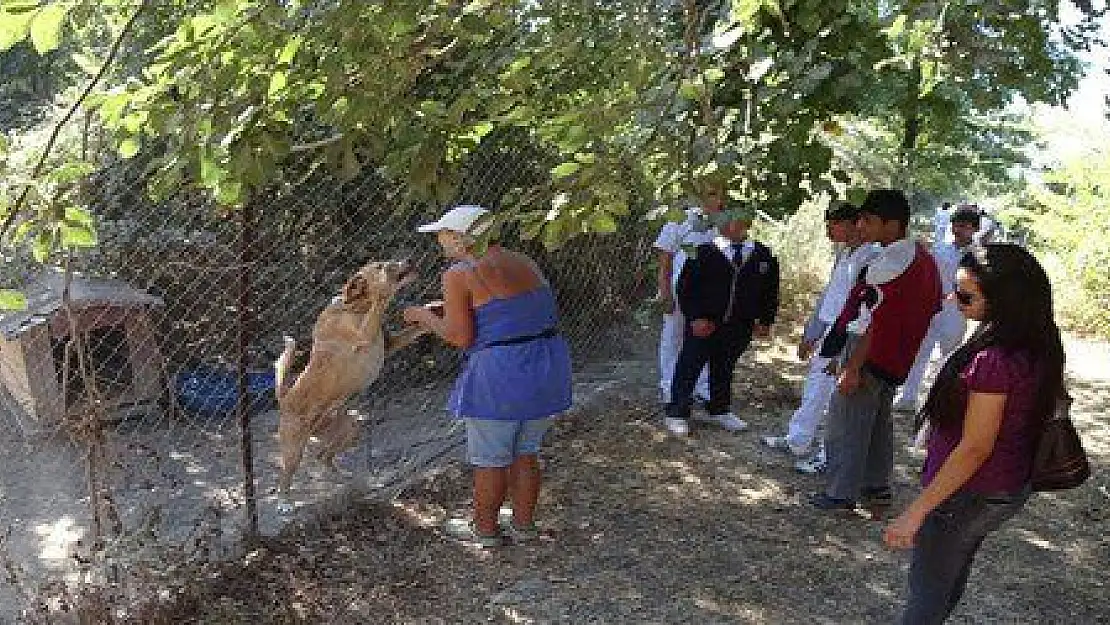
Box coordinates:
[84,333,1110,623]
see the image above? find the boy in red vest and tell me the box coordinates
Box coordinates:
[811,189,942,511]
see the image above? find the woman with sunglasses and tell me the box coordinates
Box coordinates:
[883,243,1067,624]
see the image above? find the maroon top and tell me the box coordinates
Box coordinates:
[923,347,1040,494]
[867,243,942,382]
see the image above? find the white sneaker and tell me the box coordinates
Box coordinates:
[664,418,690,436]
[762,434,789,449]
[795,445,827,474]
[761,434,808,456]
[696,412,748,432]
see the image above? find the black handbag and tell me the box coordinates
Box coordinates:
[1031,397,1091,492]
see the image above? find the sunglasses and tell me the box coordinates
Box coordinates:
[954,290,976,306]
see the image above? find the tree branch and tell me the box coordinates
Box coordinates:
[0,1,149,242]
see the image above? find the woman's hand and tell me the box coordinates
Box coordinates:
[691,318,716,338]
[883,510,925,550]
[837,365,861,394]
[797,339,816,361]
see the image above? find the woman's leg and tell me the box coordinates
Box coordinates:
[508,454,541,527]
[902,493,1028,624]
[508,418,553,528]
[465,419,516,536]
[472,467,508,535]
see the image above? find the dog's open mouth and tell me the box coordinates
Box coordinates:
[394,261,417,288]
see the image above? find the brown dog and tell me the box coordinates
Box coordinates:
[273,259,425,511]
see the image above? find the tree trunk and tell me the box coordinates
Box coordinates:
[898,56,922,189]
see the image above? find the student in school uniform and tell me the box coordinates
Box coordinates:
[664,205,780,436]
[763,201,879,473]
[811,189,942,511]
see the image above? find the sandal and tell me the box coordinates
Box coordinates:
[496,507,540,543]
[444,518,503,548]
[502,520,540,544]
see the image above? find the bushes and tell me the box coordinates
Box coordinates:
[752,199,833,326]
[1002,152,1110,340]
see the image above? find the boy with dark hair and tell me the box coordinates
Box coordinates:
[763,201,878,473]
[812,189,942,511]
[665,206,781,436]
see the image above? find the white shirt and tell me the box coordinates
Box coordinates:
[714,236,754,265]
[654,208,719,294]
[931,241,969,295]
[934,206,952,244]
[819,242,880,325]
[976,213,999,244]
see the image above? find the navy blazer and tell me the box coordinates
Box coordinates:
[677,240,780,327]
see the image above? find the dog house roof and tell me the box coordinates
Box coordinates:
[0,272,163,340]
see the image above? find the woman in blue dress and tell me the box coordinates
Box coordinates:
[403,204,573,547]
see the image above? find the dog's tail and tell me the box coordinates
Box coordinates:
[275,336,296,400]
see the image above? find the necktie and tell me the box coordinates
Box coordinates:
[732,243,748,266]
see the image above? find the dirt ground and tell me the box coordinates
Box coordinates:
[125,325,1109,625]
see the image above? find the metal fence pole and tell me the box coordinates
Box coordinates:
[237,199,259,537]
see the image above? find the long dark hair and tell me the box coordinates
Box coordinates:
[919,244,1066,429]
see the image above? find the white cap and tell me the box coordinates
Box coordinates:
[416,204,491,235]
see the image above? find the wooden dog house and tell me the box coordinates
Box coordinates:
[0,272,165,433]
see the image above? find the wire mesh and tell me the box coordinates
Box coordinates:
[0,101,663,618]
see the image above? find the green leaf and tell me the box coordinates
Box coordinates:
[886,14,908,39]
[32,229,53,262]
[48,162,95,184]
[118,137,141,159]
[551,161,580,179]
[845,187,868,205]
[277,35,302,64]
[589,212,618,233]
[64,205,95,227]
[268,71,288,99]
[200,154,224,187]
[29,3,67,54]
[0,9,33,52]
[0,290,27,311]
[71,51,102,76]
[60,222,97,248]
[216,180,242,205]
[678,79,703,101]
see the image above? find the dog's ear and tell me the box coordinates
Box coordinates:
[342,274,369,303]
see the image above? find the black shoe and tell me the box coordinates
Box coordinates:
[860,488,893,507]
[809,493,857,511]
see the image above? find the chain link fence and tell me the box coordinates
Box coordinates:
[0,111,664,617]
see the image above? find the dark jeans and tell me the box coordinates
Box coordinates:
[901,489,1030,625]
[666,319,753,419]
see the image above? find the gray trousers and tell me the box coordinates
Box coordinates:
[824,366,897,500]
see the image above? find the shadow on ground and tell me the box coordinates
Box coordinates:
[150,334,1109,624]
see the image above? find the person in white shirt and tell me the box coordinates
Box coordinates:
[933,202,952,245]
[762,202,878,473]
[895,206,980,413]
[653,185,723,404]
[976,208,1002,244]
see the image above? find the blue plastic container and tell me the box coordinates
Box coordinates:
[174,366,276,420]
